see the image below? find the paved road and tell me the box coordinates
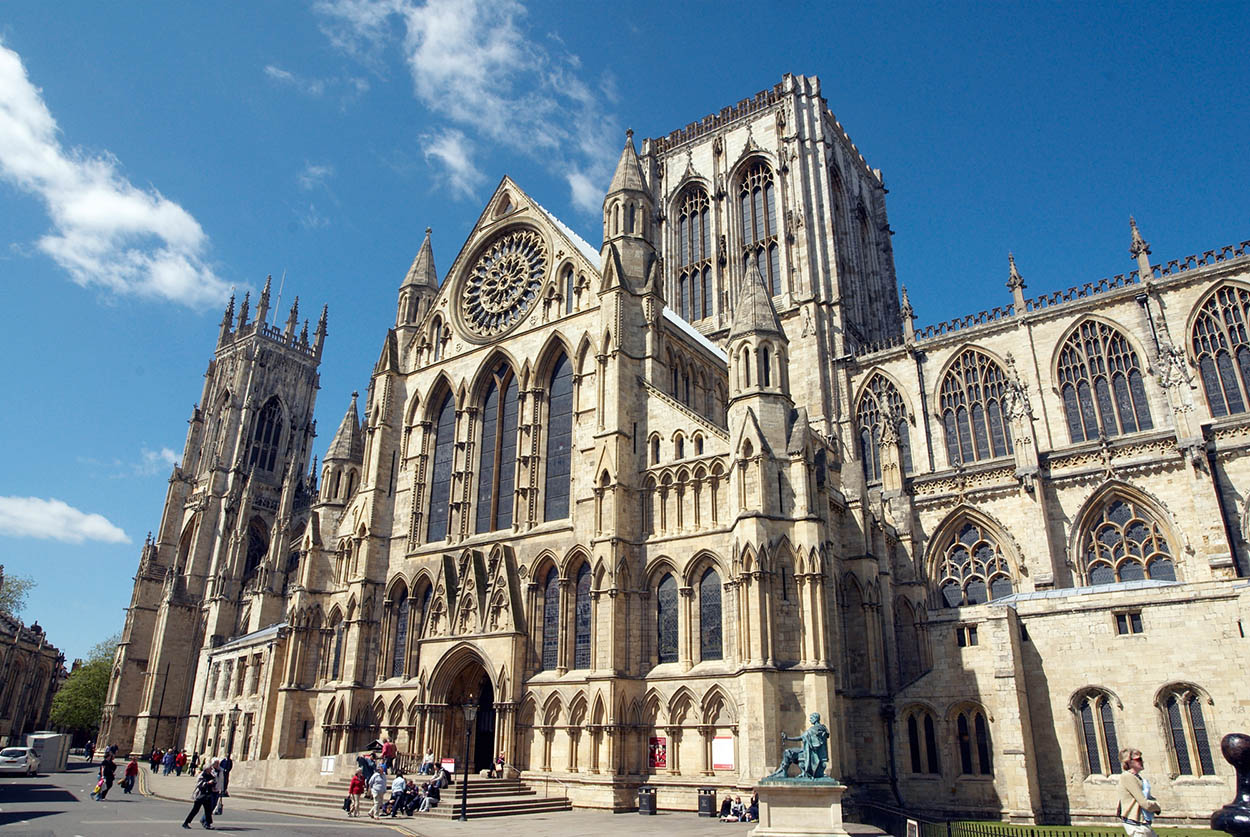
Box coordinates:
[0,762,393,836]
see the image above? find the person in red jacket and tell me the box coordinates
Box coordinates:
[122,758,139,794]
[347,770,365,817]
[174,750,187,776]
[381,739,397,772]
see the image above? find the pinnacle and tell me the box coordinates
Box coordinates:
[402,228,438,289]
[607,131,647,195]
[728,259,785,342]
[325,391,363,462]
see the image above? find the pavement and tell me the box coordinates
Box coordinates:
[1,756,887,837]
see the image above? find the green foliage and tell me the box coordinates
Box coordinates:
[49,659,110,734]
[89,634,122,664]
[0,572,35,618]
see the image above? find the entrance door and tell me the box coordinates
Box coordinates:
[445,662,497,773]
[473,674,495,772]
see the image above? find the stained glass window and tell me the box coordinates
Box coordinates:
[545,355,573,520]
[739,162,781,296]
[1057,320,1153,442]
[1192,285,1250,416]
[678,188,713,320]
[417,586,432,637]
[699,568,722,661]
[476,364,518,533]
[243,518,268,579]
[939,349,1013,465]
[1167,695,1192,774]
[924,715,940,774]
[1081,498,1175,584]
[1161,687,1216,775]
[857,373,914,481]
[391,593,409,679]
[249,397,284,472]
[935,522,1013,607]
[574,563,591,669]
[975,713,993,774]
[541,568,559,670]
[957,713,973,774]
[907,716,921,772]
[1189,695,1216,774]
[564,266,575,315]
[332,621,345,681]
[1100,698,1120,773]
[657,573,678,664]
[427,392,455,542]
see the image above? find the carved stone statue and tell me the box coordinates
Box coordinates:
[766,712,833,781]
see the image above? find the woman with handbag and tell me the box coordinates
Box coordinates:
[95,752,117,800]
[181,760,218,829]
[347,770,365,817]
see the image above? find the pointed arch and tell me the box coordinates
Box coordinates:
[927,506,1020,607]
[701,684,737,725]
[936,346,1014,465]
[735,156,781,296]
[1053,317,1154,442]
[543,344,574,522]
[248,395,286,473]
[1189,281,1250,417]
[1069,482,1181,585]
[855,370,915,480]
[425,379,457,543]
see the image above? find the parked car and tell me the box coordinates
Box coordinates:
[0,747,40,776]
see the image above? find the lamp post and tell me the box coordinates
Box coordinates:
[226,704,242,757]
[459,699,478,822]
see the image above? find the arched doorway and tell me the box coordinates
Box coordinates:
[443,658,497,773]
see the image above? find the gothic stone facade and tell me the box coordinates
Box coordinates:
[102,74,1250,823]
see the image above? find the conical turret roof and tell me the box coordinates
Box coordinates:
[324,391,363,462]
[607,131,647,195]
[728,261,785,342]
[401,228,438,290]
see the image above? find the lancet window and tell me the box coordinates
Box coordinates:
[939,349,1013,465]
[476,363,519,533]
[699,568,722,662]
[390,588,409,679]
[1057,320,1153,442]
[573,563,591,669]
[935,521,1014,607]
[677,188,713,320]
[243,517,268,580]
[1192,285,1250,417]
[1161,685,1216,776]
[1079,498,1176,585]
[426,391,455,542]
[904,707,940,774]
[248,397,283,472]
[540,567,559,671]
[545,354,573,521]
[1075,690,1120,776]
[955,707,993,775]
[856,374,913,481]
[657,573,679,664]
[739,161,781,296]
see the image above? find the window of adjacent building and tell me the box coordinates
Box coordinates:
[936,522,1014,607]
[1191,284,1250,417]
[657,573,679,664]
[699,568,723,662]
[1076,691,1121,776]
[545,353,574,521]
[955,708,993,775]
[248,397,284,472]
[426,391,455,542]
[541,567,560,671]
[677,188,713,321]
[1057,320,1154,443]
[939,349,1013,465]
[856,373,914,481]
[905,709,940,774]
[1114,610,1144,635]
[1162,686,1217,776]
[955,624,978,647]
[574,563,592,669]
[476,363,519,533]
[739,161,781,296]
[1080,498,1176,585]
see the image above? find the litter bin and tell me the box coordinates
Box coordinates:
[638,785,656,815]
[697,787,717,817]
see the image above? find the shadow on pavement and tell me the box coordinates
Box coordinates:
[0,782,79,804]
[0,808,60,826]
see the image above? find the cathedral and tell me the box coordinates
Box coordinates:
[101,73,1249,823]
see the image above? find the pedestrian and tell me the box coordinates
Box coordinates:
[175,749,187,776]
[122,757,139,794]
[190,752,200,771]
[199,758,223,827]
[216,753,233,813]
[163,748,176,775]
[356,751,375,782]
[84,740,94,764]
[347,769,365,817]
[1118,748,1161,837]
[494,751,505,778]
[367,768,386,818]
[389,771,407,818]
[381,737,397,772]
[96,751,117,800]
[182,759,218,830]
[151,747,162,773]
[420,749,434,774]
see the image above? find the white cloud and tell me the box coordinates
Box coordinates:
[136,446,179,476]
[315,0,619,209]
[0,42,231,308]
[297,162,335,191]
[0,496,130,544]
[264,63,369,102]
[421,129,485,198]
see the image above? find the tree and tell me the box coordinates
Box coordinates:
[49,633,120,736]
[0,568,35,618]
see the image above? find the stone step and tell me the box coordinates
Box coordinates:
[313,781,530,797]
[237,779,570,819]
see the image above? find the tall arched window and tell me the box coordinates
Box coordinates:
[391,588,410,679]
[739,161,780,296]
[1058,320,1153,442]
[1075,690,1121,776]
[331,618,345,681]
[574,563,591,669]
[955,707,993,775]
[1161,685,1216,775]
[699,568,723,661]
[476,363,519,533]
[416,585,433,638]
[249,397,283,472]
[939,349,1013,465]
[563,266,575,315]
[657,573,679,664]
[857,374,914,481]
[243,517,268,580]
[1192,284,1250,416]
[545,354,573,520]
[430,317,444,362]
[936,521,1013,607]
[426,391,455,542]
[540,568,559,671]
[677,188,712,321]
[1080,498,1176,584]
[904,707,940,774]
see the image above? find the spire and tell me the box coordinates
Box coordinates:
[607,130,647,195]
[237,291,250,329]
[729,260,786,342]
[899,285,915,345]
[256,274,272,327]
[401,228,438,290]
[284,296,300,338]
[218,293,235,344]
[1006,252,1027,311]
[324,391,363,463]
[314,304,328,355]
[1130,216,1153,278]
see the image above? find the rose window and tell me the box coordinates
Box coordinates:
[461,229,547,337]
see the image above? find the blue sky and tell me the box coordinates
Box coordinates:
[1,1,1247,663]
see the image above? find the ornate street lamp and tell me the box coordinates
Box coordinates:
[459,698,478,822]
[227,704,242,757]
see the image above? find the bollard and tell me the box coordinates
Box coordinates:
[1212,733,1250,837]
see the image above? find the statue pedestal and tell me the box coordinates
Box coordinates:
[750,779,848,837]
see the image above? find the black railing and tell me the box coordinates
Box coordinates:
[854,801,1124,837]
